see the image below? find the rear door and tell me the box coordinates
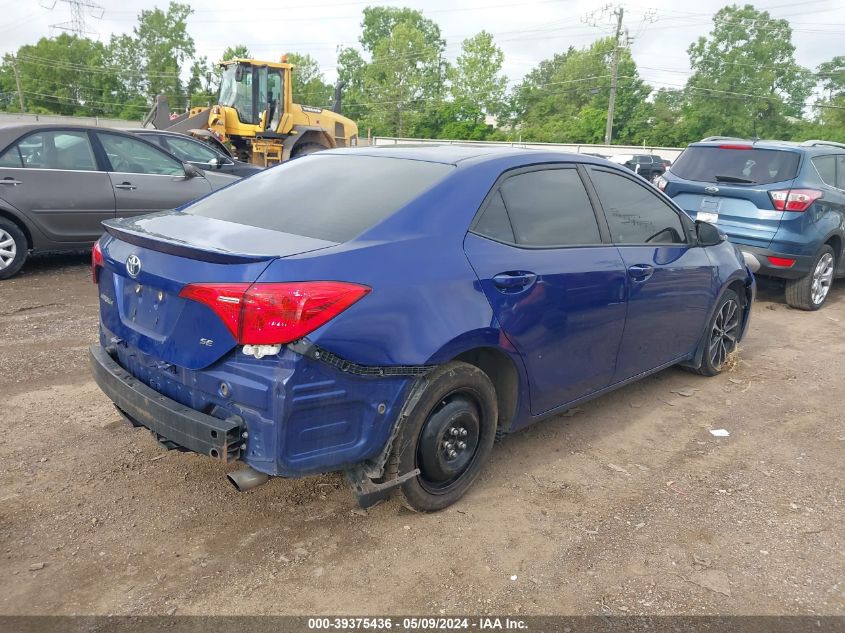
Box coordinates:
[0,129,114,243]
[587,167,713,381]
[464,165,628,415]
[667,145,800,248]
[94,131,212,219]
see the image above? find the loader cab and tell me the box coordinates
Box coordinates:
[217,60,287,131]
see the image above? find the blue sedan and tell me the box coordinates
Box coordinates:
[89,146,755,511]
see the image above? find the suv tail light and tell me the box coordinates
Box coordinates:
[92,240,104,283]
[179,281,371,345]
[656,176,668,191]
[769,189,822,212]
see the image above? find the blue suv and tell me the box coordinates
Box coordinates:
[658,138,845,310]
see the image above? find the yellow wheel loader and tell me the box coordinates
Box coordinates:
[143,56,359,166]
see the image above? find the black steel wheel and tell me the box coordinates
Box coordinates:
[385,361,498,512]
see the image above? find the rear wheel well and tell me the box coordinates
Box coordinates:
[825,235,843,264]
[453,347,519,434]
[0,209,32,250]
[294,130,333,151]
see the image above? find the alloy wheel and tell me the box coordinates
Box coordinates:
[709,298,740,368]
[0,229,16,270]
[811,252,834,306]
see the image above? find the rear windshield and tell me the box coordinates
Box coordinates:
[671,146,800,185]
[184,154,454,242]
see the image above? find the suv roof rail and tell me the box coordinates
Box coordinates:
[800,139,845,150]
[700,136,749,143]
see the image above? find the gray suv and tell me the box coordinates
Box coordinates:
[0,124,238,279]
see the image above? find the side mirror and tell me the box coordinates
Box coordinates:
[183,162,203,179]
[696,220,727,247]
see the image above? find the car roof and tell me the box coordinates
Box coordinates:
[0,123,132,149]
[689,139,845,155]
[323,144,610,167]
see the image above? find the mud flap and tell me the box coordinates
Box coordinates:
[344,465,421,508]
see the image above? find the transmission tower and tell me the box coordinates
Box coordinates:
[43,0,104,37]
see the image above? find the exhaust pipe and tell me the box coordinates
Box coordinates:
[227,467,270,492]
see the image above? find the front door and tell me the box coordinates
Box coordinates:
[464,166,628,416]
[94,132,212,218]
[0,129,114,243]
[587,167,714,381]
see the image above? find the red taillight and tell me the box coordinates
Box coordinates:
[92,240,104,284]
[719,144,754,150]
[769,189,822,212]
[179,281,370,345]
[768,256,796,267]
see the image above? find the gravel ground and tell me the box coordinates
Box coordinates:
[0,252,843,616]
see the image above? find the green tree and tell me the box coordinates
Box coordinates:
[683,4,813,140]
[133,1,195,107]
[449,31,507,125]
[287,52,332,107]
[510,37,651,144]
[341,6,446,136]
[2,34,125,116]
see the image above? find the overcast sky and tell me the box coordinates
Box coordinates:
[4,0,844,94]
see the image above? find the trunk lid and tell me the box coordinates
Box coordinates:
[97,212,337,369]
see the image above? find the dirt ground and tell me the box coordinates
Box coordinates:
[0,252,842,617]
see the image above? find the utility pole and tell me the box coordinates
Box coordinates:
[604,6,624,145]
[11,56,25,112]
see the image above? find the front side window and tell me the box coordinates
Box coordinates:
[0,146,23,168]
[498,169,602,247]
[162,136,219,164]
[591,169,686,245]
[97,133,184,176]
[10,131,97,171]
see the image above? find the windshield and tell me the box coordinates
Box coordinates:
[184,155,454,242]
[218,64,255,123]
[671,146,800,185]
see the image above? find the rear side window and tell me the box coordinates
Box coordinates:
[184,155,454,242]
[813,156,836,187]
[591,169,686,245]
[498,169,601,246]
[11,131,98,171]
[837,156,845,190]
[474,191,514,242]
[671,146,800,185]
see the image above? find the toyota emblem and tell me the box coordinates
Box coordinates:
[126,254,141,278]
[704,185,720,194]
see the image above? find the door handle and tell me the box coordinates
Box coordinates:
[492,272,537,290]
[115,182,137,190]
[627,264,655,281]
[0,178,21,186]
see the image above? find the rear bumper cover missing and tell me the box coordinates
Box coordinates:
[89,345,243,461]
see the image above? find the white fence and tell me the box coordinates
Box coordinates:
[0,112,140,129]
[372,136,685,161]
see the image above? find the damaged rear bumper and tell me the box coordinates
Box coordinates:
[89,345,244,461]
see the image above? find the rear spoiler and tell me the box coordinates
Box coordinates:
[102,221,273,264]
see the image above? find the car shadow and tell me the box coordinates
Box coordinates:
[17,251,91,277]
[754,274,843,308]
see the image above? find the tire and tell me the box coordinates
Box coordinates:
[385,361,498,512]
[785,245,835,311]
[688,289,742,377]
[0,218,28,280]
[290,142,327,159]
